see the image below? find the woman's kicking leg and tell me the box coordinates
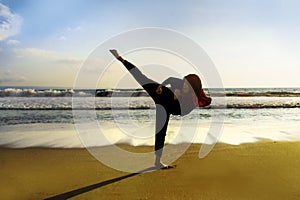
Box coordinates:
[110,49,163,103]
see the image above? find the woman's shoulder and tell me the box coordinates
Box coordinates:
[162,77,183,86]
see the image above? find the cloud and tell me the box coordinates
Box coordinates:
[6,39,20,45]
[0,69,27,84]
[0,3,23,41]
[1,48,84,87]
[67,25,82,32]
[59,36,67,41]
[58,25,84,41]
[6,40,20,45]
[14,48,57,58]
[13,47,83,68]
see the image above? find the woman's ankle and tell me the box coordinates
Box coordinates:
[118,56,124,63]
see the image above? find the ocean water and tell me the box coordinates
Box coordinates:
[0,87,299,148]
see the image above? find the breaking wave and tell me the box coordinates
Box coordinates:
[1,87,300,97]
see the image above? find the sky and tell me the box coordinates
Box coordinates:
[0,0,299,88]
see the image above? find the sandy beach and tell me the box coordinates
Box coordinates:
[1,142,300,200]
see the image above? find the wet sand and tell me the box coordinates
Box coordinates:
[1,142,300,199]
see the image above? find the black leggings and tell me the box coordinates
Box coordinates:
[122,60,177,154]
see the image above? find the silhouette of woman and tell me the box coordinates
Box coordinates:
[110,49,211,168]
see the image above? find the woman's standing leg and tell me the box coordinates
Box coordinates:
[154,105,170,167]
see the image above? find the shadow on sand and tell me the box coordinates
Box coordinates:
[44,166,157,200]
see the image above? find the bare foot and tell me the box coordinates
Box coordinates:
[109,49,124,62]
[155,162,175,169]
[155,162,166,168]
[109,49,119,58]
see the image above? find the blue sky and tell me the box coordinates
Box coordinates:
[0,0,299,87]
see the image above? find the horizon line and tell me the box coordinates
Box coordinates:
[1,86,300,90]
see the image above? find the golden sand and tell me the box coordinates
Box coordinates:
[0,142,300,199]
